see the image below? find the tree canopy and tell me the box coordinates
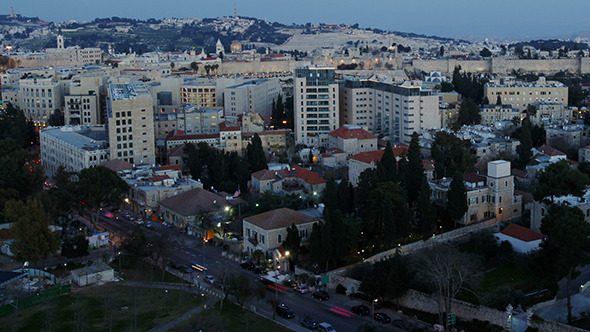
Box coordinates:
[431,131,477,179]
[533,160,590,202]
[78,166,130,224]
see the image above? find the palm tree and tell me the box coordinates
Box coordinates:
[170,62,175,71]
[190,61,199,73]
[251,249,265,266]
[204,64,211,76]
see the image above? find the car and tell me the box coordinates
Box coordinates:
[253,266,267,274]
[351,304,370,316]
[294,285,309,294]
[283,279,299,288]
[145,221,152,228]
[240,262,255,270]
[312,290,329,301]
[374,312,391,324]
[276,304,295,319]
[205,275,216,284]
[318,322,336,332]
[392,319,414,331]
[299,315,318,329]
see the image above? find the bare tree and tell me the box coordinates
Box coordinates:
[413,245,480,328]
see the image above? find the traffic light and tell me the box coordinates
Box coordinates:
[447,312,456,326]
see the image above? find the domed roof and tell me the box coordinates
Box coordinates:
[230,41,242,52]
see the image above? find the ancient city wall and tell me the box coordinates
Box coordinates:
[218,60,292,75]
[411,57,590,75]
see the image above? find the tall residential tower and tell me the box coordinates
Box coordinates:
[294,66,339,147]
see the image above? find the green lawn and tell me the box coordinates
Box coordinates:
[173,301,293,332]
[479,265,536,292]
[0,285,205,332]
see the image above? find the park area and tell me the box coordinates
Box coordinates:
[0,284,205,331]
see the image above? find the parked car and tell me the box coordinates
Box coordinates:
[312,290,329,301]
[276,304,295,319]
[374,312,391,324]
[145,221,152,228]
[299,315,318,329]
[392,319,414,331]
[283,279,298,288]
[240,262,255,270]
[294,285,309,294]
[318,322,336,332]
[205,275,216,284]
[253,266,267,275]
[351,304,370,316]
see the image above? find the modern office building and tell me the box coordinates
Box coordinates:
[176,105,224,135]
[294,66,340,148]
[180,81,217,107]
[40,125,110,177]
[340,78,441,144]
[106,81,155,165]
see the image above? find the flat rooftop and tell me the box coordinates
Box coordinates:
[109,81,150,101]
[41,125,108,151]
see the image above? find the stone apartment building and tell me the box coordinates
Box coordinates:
[18,75,64,126]
[480,104,522,126]
[339,78,441,144]
[64,76,107,126]
[223,78,281,122]
[243,207,318,256]
[294,66,340,148]
[40,125,110,177]
[527,101,571,126]
[430,160,522,225]
[484,77,568,111]
[530,187,590,232]
[106,81,156,165]
[327,124,378,156]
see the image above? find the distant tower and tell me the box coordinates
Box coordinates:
[9,7,15,18]
[234,5,237,18]
[57,35,64,49]
[216,39,224,55]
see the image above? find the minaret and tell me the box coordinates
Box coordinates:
[234,5,237,18]
[57,35,64,49]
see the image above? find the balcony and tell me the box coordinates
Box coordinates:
[248,236,258,245]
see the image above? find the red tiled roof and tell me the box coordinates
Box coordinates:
[219,121,241,131]
[100,159,134,172]
[278,165,326,185]
[422,160,434,170]
[463,173,486,184]
[514,190,534,202]
[328,126,377,140]
[150,175,171,182]
[251,169,277,181]
[167,133,219,141]
[326,147,344,154]
[511,168,528,178]
[500,224,545,242]
[244,208,316,230]
[537,144,565,156]
[155,165,181,171]
[350,145,408,164]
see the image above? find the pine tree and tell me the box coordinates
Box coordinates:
[406,132,424,204]
[416,178,436,235]
[447,173,468,224]
[378,141,397,182]
[247,133,268,172]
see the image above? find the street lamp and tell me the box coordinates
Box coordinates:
[371,298,378,324]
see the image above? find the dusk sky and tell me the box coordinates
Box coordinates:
[8,0,590,41]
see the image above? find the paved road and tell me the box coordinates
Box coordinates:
[105,214,427,332]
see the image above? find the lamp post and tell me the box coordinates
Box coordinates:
[371,298,378,324]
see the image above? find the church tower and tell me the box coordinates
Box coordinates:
[216,39,224,55]
[57,35,64,49]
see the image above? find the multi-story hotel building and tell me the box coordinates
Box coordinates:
[484,77,568,111]
[180,81,217,107]
[106,81,155,165]
[340,78,441,144]
[40,125,110,177]
[294,66,340,148]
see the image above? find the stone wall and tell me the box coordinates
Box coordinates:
[364,218,499,263]
[218,60,292,75]
[411,57,590,75]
